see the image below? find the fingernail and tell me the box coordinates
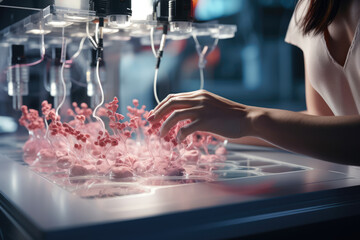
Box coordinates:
[147,114,155,122]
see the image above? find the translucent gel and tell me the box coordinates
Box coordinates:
[19,98,227,182]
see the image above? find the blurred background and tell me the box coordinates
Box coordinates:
[159,0,305,109]
[0,0,304,135]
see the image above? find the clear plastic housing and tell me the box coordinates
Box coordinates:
[7,66,29,110]
[107,15,131,29]
[170,21,192,33]
[213,25,237,39]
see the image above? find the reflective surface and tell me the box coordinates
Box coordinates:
[0,135,360,240]
[0,136,311,199]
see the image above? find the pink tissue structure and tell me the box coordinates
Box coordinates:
[19,97,227,182]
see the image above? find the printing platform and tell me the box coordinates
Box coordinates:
[1,134,360,240]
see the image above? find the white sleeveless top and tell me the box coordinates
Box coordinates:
[285,1,360,116]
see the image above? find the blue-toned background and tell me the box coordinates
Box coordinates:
[119,0,304,112]
[0,0,305,134]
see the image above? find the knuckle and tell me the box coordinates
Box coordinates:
[200,89,209,96]
[203,92,212,100]
[165,94,174,101]
[199,89,206,94]
[168,98,175,104]
[195,89,205,96]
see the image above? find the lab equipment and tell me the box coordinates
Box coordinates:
[49,48,71,108]
[86,49,106,108]
[0,0,238,187]
[2,2,358,240]
[7,45,30,110]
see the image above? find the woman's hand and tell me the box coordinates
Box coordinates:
[147,90,257,142]
[147,90,360,165]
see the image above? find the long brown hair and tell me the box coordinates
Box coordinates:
[298,0,341,35]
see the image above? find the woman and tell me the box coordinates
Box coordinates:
[147,0,360,165]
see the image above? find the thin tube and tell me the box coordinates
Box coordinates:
[159,33,167,52]
[55,61,66,117]
[199,67,204,90]
[193,34,200,47]
[192,35,219,90]
[55,28,67,117]
[60,27,67,62]
[95,23,99,44]
[199,46,208,90]
[152,31,167,104]
[150,27,157,57]
[14,67,21,109]
[44,113,52,145]
[92,60,106,130]
[67,37,86,64]
[153,68,160,104]
[86,22,97,49]
[9,56,44,69]
[40,31,45,56]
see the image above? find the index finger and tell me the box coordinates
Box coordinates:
[150,97,201,123]
[154,91,197,112]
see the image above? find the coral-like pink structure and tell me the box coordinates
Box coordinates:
[19,98,227,181]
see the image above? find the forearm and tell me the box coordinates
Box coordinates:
[248,107,360,165]
[149,90,359,165]
[230,111,310,147]
[229,136,276,148]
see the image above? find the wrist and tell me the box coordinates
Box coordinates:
[245,106,268,138]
